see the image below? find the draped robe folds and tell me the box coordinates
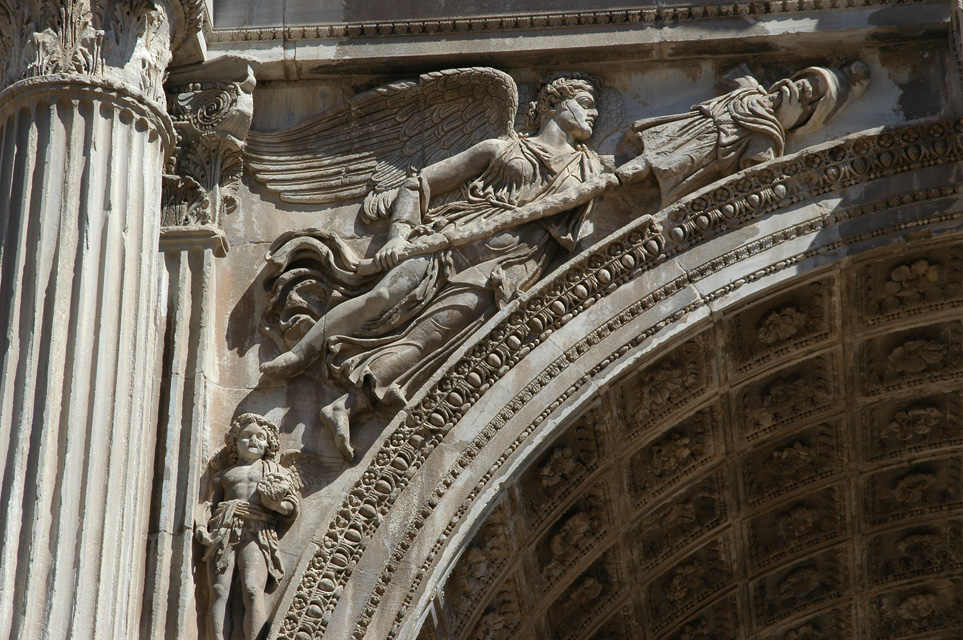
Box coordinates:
[634,85,786,208]
[272,136,601,405]
[202,460,299,590]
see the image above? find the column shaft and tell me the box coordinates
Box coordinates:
[0,80,170,640]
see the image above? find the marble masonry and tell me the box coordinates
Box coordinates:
[1,1,963,639]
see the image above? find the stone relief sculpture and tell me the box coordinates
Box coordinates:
[195,414,303,640]
[249,69,606,460]
[616,62,870,206]
[249,62,868,463]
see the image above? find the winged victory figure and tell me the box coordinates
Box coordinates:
[248,68,604,461]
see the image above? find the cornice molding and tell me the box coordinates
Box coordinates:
[208,0,941,44]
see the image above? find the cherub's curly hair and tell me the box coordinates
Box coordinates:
[224,413,280,463]
[525,72,600,131]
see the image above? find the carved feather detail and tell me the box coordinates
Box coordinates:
[245,67,519,204]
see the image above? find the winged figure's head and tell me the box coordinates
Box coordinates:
[226,413,281,463]
[527,73,600,142]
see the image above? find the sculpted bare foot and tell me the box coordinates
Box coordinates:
[320,401,354,462]
[260,352,305,377]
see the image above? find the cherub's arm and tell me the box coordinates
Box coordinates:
[194,470,225,546]
[376,139,505,270]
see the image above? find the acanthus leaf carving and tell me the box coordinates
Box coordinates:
[0,0,172,104]
[163,62,255,228]
[872,579,963,638]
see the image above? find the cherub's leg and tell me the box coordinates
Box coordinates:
[261,257,431,377]
[237,538,270,640]
[208,549,236,640]
[320,391,370,461]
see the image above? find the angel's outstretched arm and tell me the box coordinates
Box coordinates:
[376,138,506,269]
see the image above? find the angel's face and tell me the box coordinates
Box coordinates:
[237,423,268,462]
[555,91,598,142]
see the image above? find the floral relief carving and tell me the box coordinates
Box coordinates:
[637,469,726,570]
[860,323,963,396]
[468,581,522,640]
[724,278,836,379]
[892,472,937,505]
[546,553,620,640]
[863,393,962,461]
[884,259,940,298]
[540,446,579,488]
[749,486,844,570]
[647,537,733,634]
[631,406,719,508]
[886,339,944,373]
[739,354,836,440]
[520,416,601,533]
[619,335,712,435]
[751,548,846,629]
[864,458,963,527]
[882,406,943,443]
[537,486,609,591]
[871,580,963,639]
[869,521,963,585]
[742,422,841,506]
[757,306,807,345]
[856,244,963,325]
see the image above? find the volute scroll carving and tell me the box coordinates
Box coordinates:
[162,57,255,229]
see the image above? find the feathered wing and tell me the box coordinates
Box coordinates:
[245,67,519,205]
[278,449,343,494]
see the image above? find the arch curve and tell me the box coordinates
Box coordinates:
[270,117,963,640]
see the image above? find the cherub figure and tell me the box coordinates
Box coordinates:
[616,62,870,205]
[195,413,300,640]
[249,69,603,461]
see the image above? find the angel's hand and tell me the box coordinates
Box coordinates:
[375,236,410,271]
[769,78,799,106]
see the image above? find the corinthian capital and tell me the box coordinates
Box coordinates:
[0,0,204,106]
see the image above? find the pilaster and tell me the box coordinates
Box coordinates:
[142,56,253,640]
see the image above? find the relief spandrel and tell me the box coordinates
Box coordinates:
[234,61,872,640]
[249,61,867,464]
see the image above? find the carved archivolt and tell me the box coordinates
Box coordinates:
[404,238,963,640]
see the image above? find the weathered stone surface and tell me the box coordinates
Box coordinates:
[3,2,963,640]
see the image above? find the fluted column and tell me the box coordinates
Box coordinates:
[0,1,197,638]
